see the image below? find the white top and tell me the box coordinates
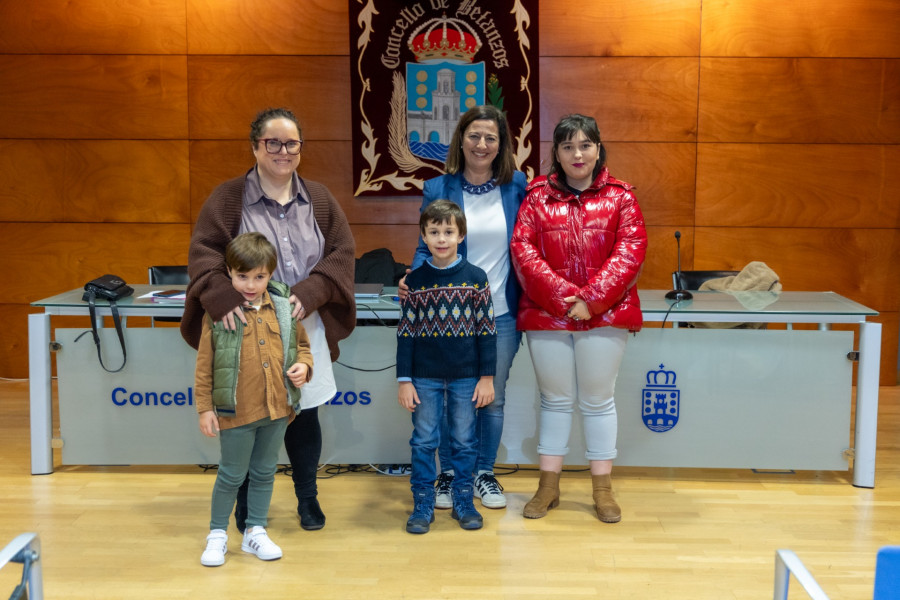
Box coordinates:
[462,187,510,316]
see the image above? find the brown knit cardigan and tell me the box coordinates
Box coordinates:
[180,175,356,361]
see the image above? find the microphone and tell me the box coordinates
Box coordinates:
[665,230,693,301]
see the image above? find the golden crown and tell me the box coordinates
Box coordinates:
[408,15,481,64]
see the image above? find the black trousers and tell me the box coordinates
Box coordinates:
[236,406,322,511]
[283,405,322,500]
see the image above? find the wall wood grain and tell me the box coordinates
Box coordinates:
[2,223,189,305]
[0,141,189,223]
[0,0,187,54]
[697,144,900,228]
[1,1,897,382]
[187,56,351,141]
[541,0,700,57]
[0,55,188,139]
[186,0,348,55]
[539,57,699,142]
[698,58,900,144]
[701,0,900,58]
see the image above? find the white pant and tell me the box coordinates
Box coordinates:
[525,328,628,461]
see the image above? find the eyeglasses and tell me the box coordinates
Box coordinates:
[260,139,303,155]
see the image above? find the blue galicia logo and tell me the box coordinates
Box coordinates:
[642,364,680,432]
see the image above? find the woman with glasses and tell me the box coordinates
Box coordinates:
[401,105,528,512]
[510,114,647,523]
[181,107,356,534]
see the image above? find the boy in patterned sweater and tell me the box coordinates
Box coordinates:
[397,200,497,534]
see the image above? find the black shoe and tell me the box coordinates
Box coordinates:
[297,498,326,530]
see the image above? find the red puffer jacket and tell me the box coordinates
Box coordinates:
[511,168,647,332]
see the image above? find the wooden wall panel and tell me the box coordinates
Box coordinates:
[352,225,420,267]
[877,312,900,384]
[0,141,189,223]
[0,1,187,54]
[642,226,681,290]
[5,305,45,379]
[698,58,900,143]
[2,223,190,305]
[188,141,420,227]
[540,141,697,226]
[701,0,900,58]
[694,227,900,312]
[697,144,900,228]
[1,0,897,383]
[0,56,188,139]
[186,0,347,55]
[187,57,350,141]
[539,57,698,142]
[540,0,700,56]
[188,141,258,224]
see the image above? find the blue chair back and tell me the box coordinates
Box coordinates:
[874,546,900,600]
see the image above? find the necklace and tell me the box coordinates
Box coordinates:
[461,177,497,195]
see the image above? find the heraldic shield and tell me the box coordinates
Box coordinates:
[406,61,486,162]
[642,364,680,433]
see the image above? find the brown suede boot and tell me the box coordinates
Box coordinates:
[523,471,561,519]
[591,474,621,523]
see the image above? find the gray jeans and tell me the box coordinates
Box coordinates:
[209,416,289,531]
[525,328,627,461]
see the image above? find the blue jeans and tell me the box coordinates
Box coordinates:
[438,312,521,473]
[409,377,478,494]
[210,416,289,531]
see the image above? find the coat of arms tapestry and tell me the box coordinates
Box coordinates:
[350,0,540,196]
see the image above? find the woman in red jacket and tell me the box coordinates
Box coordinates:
[510,114,647,523]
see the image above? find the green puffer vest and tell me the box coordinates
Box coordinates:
[208,280,301,415]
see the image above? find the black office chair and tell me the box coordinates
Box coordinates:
[148,265,189,325]
[672,270,739,291]
[671,270,739,328]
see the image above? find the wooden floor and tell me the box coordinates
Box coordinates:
[1,379,898,600]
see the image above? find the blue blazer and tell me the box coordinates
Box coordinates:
[413,170,528,317]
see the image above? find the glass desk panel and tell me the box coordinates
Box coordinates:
[640,291,877,325]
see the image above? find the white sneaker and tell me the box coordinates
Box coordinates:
[241,526,282,561]
[434,471,454,509]
[201,529,227,567]
[474,471,507,509]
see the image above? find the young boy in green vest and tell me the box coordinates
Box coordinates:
[195,232,314,567]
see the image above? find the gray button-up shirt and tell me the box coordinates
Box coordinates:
[239,167,325,287]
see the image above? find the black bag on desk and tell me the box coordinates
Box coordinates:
[82,275,133,372]
[83,274,133,302]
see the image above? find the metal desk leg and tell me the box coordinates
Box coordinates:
[853,320,881,488]
[28,313,53,475]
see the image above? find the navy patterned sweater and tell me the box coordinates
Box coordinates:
[396,259,497,380]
